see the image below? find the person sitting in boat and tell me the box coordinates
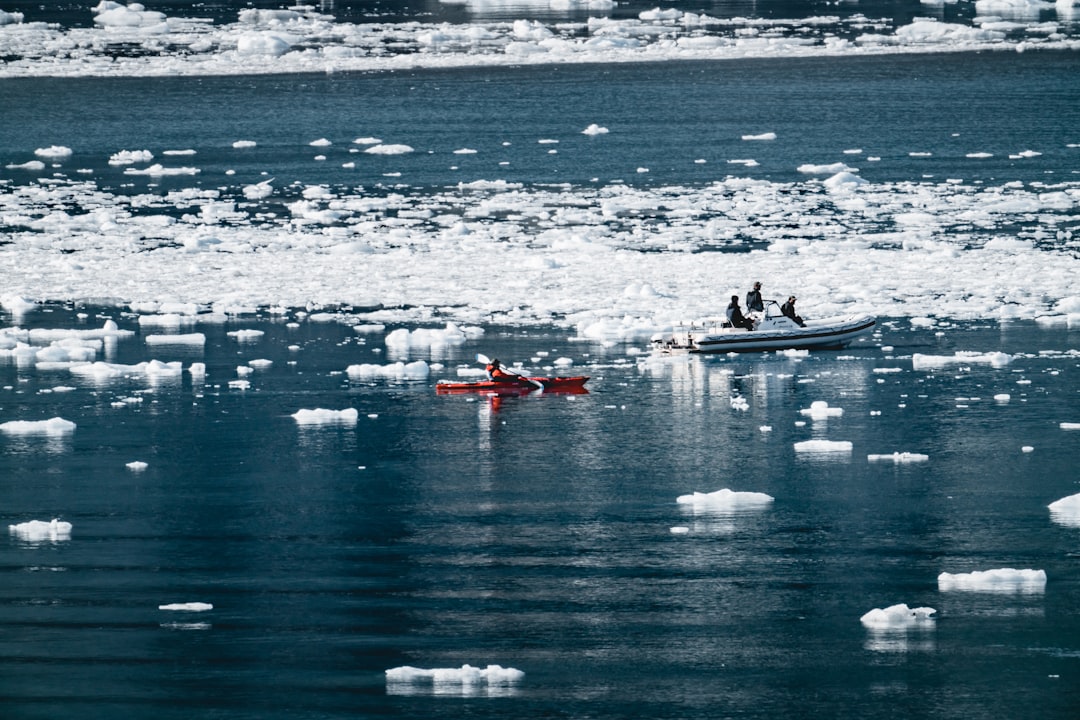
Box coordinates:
[485,358,517,382]
[781,296,805,327]
[746,281,764,313]
[726,295,755,331]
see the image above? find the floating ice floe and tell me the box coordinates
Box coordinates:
[365,144,414,155]
[1061,422,1080,430]
[5,160,45,171]
[867,452,929,463]
[9,518,73,541]
[138,313,197,328]
[937,568,1047,593]
[346,360,430,381]
[126,460,149,471]
[227,329,264,342]
[384,323,482,351]
[859,603,936,629]
[793,439,853,453]
[742,132,776,140]
[1048,492,1080,527]
[800,400,843,420]
[145,333,206,345]
[158,602,213,611]
[291,408,360,425]
[0,5,1074,81]
[123,163,200,176]
[912,351,1012,370]
[385,664,524,685]
[0,417,76,435]
[676,488,774,511]
[69,360,183,379]
[582,123,609,135]
[109,149,153,165]
[34,145,73,159]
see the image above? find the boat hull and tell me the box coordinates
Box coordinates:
[436,375,590,394]
[653,315,876,354]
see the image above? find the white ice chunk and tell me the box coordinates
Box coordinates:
[236,32,293,57]
[158,602,213,612]
[912,351,1012,370]
[34,145,73,160]
[676,488,774,510]
[794,440,852,453]
[867,452,930,463]
[0,417,76,435]
[385,664,524,685]
[860,603,936,629]
[800,400,843,419]
[384,323,480,350]
[9,518,73,541]
[346,360,430,380]
[365,144,414,155]
[109,149,153,165]
[937,568,1046,593]
[145,333,206,345]
[1049,492,1080,527]
[291,408,359,425]
[227,329,265,342]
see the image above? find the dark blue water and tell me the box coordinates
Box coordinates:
[1,52,1078,197]
[2,305,1080,718]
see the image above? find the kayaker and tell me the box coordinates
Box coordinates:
[726,296,755,331]
[485,358,517,382]
[781,296,805,327]
[746,281,764,313]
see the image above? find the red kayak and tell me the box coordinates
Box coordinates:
[436,375,590,395]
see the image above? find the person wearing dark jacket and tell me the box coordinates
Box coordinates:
[781,296,805,327]
[726,295,755,331]
[746,281,764,313]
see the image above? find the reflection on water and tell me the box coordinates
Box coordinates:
[2,306,1080,719]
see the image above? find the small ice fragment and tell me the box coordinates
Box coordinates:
[158,602,213,612]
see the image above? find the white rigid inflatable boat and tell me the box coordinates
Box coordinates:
[651,302,876,354]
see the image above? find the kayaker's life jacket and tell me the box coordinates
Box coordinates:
[486,363,516,382]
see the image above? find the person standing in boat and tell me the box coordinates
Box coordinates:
[727,295,755,330]
[746,281,764,313]
[781,296,805,327]
[485,358,516,382]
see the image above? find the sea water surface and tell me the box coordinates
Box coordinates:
[3,51,1078,191]
[1,305,1080,719]
[2,25,1080,719]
